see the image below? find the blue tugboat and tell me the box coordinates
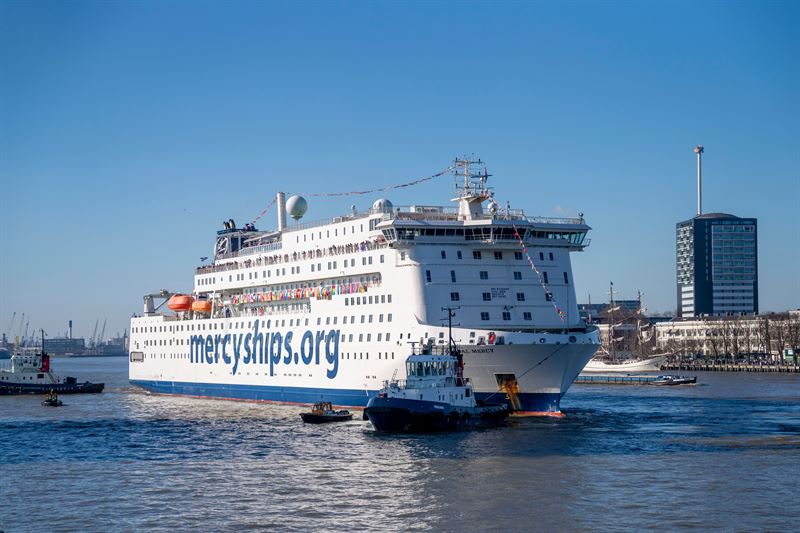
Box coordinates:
[365,309,508,432]
[0,345,104,396]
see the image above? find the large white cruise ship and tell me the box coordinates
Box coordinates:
[129,159,600,415]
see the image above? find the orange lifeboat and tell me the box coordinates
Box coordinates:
[192,300,212,313]
[167,294,194,312]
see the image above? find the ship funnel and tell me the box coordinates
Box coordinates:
[277,192,287,232]
[68,320,73,339]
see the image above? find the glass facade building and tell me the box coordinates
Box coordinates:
[676,213,758,317]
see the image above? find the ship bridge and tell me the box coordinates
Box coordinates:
[375,211,590,250]
[373,158,590,250]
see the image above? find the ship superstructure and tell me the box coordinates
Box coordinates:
[129,159,600,414]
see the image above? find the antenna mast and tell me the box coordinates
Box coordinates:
[452,157,491,198]
[694,145,704,216]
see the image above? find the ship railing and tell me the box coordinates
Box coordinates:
[196,239,390,274]
[384,378,453,390]
[378,205,585,226]
[285,211,372,232]
[218,241,283,260]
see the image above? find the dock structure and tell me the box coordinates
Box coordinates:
[662,363,800,373]
[575,374,663,385]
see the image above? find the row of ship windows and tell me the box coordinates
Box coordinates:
[483,311,531,321]
[148,351,397,362]
[198,256,385,286]
[449,291,541,303]
[427,269,568,285]
[345,294,392,306]
[133,312,394,335]
[403,250,557,262]
[141,310,528,349]
[466,250,556,262]
[1,374,46,380]
[197,250,560,286]
[143,330,396,347]
[238,276,379,296]
[296,223,367,243]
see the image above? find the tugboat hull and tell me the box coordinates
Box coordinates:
[0,382,105,395]
[365,397,508,433]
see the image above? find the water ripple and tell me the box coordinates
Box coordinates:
[1,361,799,532]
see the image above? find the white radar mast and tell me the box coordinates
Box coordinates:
[451,157,494,220]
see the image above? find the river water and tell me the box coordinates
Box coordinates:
[1,357,799,532]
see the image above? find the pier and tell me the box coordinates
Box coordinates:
[662,362,800,373]
[575,374,662,385]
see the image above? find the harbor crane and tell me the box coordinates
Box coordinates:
[15,313,26,347]
[22,317,30,346]
[90,318,99,348]
[99,318,107,346]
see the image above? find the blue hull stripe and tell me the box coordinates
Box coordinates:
[130,379,375,406]
[130,380,563,413]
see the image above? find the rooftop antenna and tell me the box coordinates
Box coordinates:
[441,306,460,354]
[694,145,704,216]
[452,156,491,197]
[608,281,618,360]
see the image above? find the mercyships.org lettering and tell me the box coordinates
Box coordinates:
[189,322,341,378]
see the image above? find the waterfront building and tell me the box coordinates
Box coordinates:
[676,213,758,317]
[655,313,799,359]
[43,337,86,355]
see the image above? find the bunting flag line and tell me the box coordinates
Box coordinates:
[250,165,454,225]
[511,223,567,323]
[229,279,376,307]
[250,196,278,225]
[303,166,454,197]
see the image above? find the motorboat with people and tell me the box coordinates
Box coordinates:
[300,402,353,423]
[41,391,63,407]
[0,340,105,395]
[365,311,509,432]
[651,375,697,386]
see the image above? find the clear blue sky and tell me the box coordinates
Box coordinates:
[1,0,798,340]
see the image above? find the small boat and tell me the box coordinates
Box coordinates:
[582,354,668,373]
[0,341,105,396]
[41,391,63,407]
[651,375,697,386]
[300,402,353,423]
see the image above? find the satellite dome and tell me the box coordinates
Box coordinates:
[372,198,394,213]
[286,195,308,221]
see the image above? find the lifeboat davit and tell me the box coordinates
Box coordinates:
[192,300,212,313]
[167,294,194,311]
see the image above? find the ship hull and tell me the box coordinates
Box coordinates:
[129,332,598,415]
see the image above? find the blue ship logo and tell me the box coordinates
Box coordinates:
[189,322,340,378]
